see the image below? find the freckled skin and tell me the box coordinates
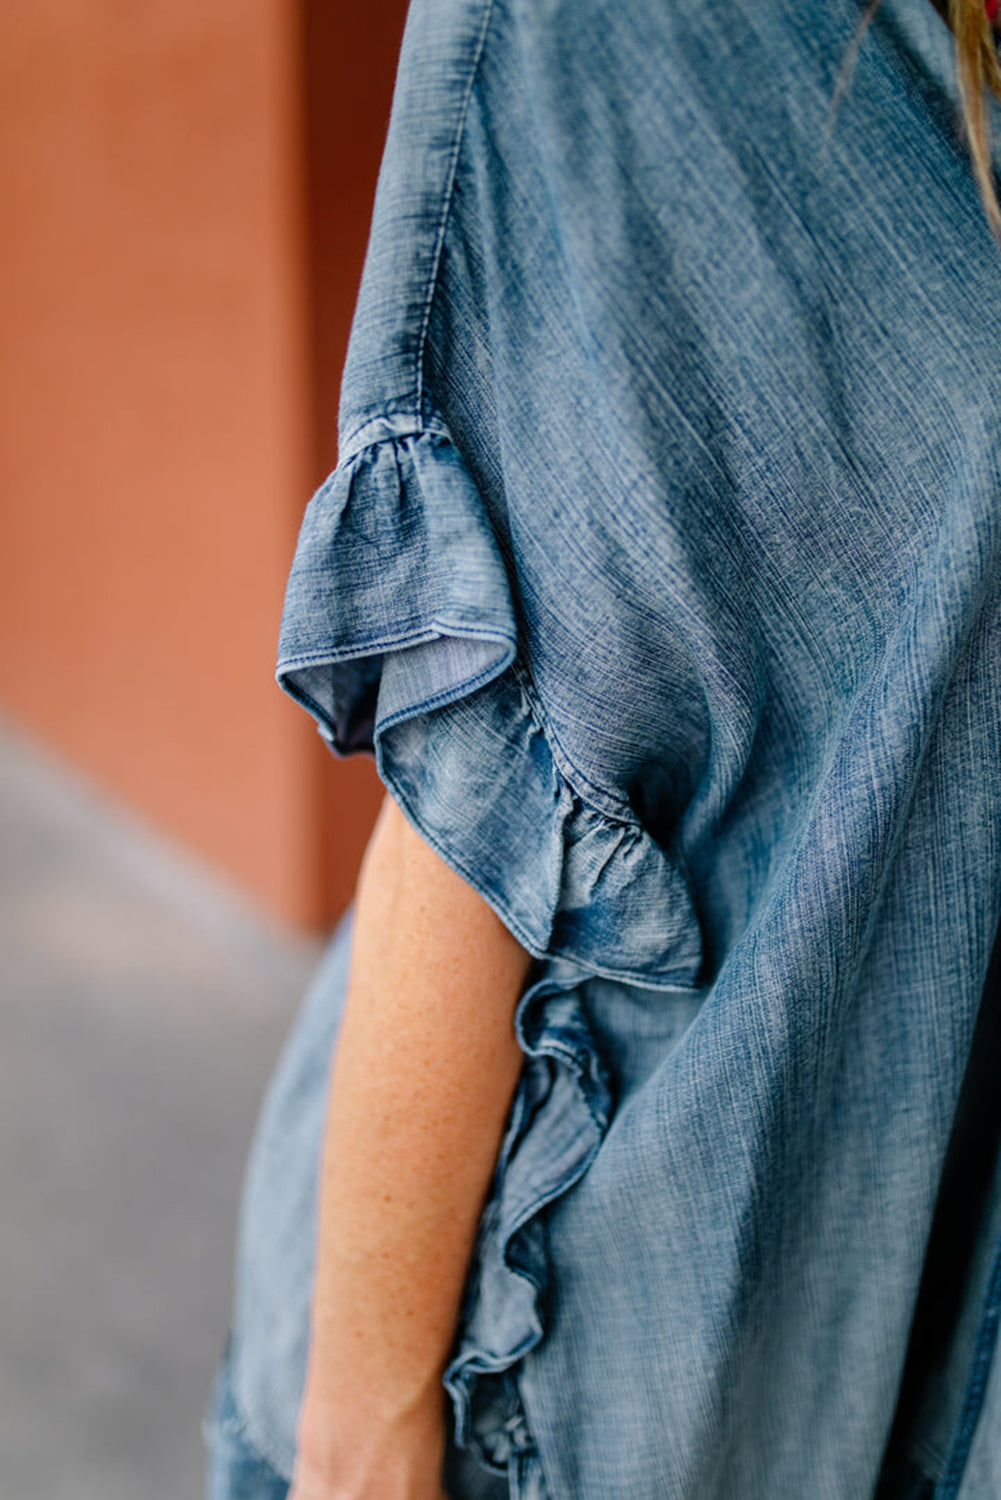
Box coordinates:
[290,795,531,1500]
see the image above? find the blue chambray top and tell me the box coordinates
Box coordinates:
[235,0,1001,1496]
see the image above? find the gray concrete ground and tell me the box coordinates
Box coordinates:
[0,720,323,1500]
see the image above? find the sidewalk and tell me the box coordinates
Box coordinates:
[0,721,323,1500]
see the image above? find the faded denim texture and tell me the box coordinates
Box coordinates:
[207,0,1001,1496]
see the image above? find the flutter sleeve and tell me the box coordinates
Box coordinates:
[277,407,702,983]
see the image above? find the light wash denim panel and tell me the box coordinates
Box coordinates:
[223,0,1001,1496]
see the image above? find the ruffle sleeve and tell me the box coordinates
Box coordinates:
[277,414,703,987]
[277,413,704,1489]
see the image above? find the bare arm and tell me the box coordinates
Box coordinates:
[291,793,532,1500]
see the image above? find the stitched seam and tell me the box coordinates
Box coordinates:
[338,413,449,462]
[413,0,496,413]
[280,619,513,670]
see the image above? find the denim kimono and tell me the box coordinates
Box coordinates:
[206,0,1001,1496]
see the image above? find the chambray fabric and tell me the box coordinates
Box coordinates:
[210,0,1001,1496]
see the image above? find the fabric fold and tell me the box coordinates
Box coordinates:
[442,962,615,1480]
[277,416,519,754]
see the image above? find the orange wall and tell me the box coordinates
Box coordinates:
[0,0,407,928]
[303,0,410,919]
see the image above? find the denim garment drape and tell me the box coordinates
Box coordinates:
[235,0,1001,1495]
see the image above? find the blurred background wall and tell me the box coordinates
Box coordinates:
[0,0,410,931]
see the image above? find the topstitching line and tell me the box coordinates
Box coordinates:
[413,0,497,414]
